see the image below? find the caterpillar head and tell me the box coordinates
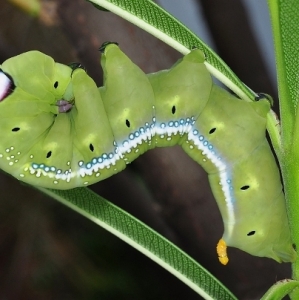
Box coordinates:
[0,51,75,187]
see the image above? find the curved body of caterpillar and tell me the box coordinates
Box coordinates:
[0,44,296,264]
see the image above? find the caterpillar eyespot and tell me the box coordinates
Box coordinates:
[0,42,296,265]
[0,70,15,101]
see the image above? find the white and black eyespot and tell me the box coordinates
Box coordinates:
[0,70,15,101]
[54,81,59,89]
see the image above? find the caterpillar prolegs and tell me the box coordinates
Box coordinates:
[0,43,295,264]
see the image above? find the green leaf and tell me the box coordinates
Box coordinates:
[267,0,299,292]
[260,280,299,300]
[37,186,237,300]
[267,0,299,148]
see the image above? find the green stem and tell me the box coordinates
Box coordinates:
[283,151,299,281]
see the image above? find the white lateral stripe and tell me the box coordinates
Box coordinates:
[188,130,235,233]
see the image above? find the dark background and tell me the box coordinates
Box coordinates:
[0,1,289,299]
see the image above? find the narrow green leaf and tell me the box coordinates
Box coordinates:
[267,0,299,285]
[267,0,299,147]
[37,186,237,300]
[260,279,299,300]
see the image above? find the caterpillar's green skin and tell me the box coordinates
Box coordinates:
[0,45,295,263]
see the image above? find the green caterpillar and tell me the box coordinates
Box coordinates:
[0,42,296,264]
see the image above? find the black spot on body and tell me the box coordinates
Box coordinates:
[89,143,94,152]
[241,185,250,190]
[172,105,176,114]
[54,81,59,88]
[46,151,52,158]
[209,128,216,134]
[12,127,20,132]
[247,231,256,236]
[126,119,130,128]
